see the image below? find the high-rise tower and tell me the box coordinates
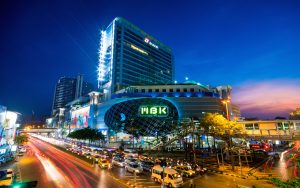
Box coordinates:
[52,76,94,115]
[98,17,174,100]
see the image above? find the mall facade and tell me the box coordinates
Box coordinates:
[62,82,239,138]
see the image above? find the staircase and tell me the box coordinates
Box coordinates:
[151,127,196,150]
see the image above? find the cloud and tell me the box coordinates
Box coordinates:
[232,79,300,119]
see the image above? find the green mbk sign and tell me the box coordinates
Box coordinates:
[139,105,169,117]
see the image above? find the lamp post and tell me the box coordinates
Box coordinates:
[222,99,231,121]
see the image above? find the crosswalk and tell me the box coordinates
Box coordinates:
[123,174,161,188]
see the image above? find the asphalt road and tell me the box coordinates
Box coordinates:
[19,136,279,188]
[23,137,126,188]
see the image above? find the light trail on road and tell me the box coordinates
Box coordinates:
[28,136,125,188]
[28,142,73,188]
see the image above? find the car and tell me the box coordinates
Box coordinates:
[151,165,183,188]
[19,147,27,153]
[0,169,13,179]
[173,166,196,177]
[84,153,92,159]
[98,159,111,169]
[92,155,101,162]
[0,157,8,164]
[140,160,154,173]
[252,149,268,158]
[193,164,207,175]
[123,150,138,158]
[112,157,125,167]
[0,170,13,186]
[125,163,143,174]
[113,152,124,159]
[274,153,280,160]
[125,157,139,165]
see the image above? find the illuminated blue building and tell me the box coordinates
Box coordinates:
[88,82,238,137]
[98,17,174,101]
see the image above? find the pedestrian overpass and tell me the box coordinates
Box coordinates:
[20,128,57,133]
[151,119,300,149]
[239,120,300,141]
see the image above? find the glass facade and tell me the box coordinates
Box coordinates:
[98,17,174,100]
[104,98,179,136]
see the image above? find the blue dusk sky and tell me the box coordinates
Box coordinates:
[0,0,300,119]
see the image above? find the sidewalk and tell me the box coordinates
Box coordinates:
[206,164,282,182]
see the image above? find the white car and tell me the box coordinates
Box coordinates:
[112,157,125,167]
[19,147,26,153]
[124,150,138,158]
[125,158,139,165]
[125,163,143,174]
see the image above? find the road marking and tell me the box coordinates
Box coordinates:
[128,178,148,181]
[237,185,250,188]
[136,182,156,184]
[124,175,139,177]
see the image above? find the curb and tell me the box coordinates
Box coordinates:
[207,169,248,179]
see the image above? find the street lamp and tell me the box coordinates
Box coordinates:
[222,99,231,121]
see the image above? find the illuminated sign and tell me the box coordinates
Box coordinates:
[144,37,159,49]
[130,44,148,55]
[71,106,90,128]
[139,105,168,117]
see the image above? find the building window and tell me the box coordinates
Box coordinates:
[245,124,254,130]
[169,89,173,92]
[141,89,145,93]
[155,89,159,92]
[134,89,138,93]
[183,88,187,92]
[148,89,152,92]
[162,89,166,92]
[190,88,195,92]
[277,122,289,130]
[176,88,180,92]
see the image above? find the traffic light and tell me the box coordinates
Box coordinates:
[160,159,167,168]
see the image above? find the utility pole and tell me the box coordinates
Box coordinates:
[192,118,196,165]
[238,149,242,177]
[185,120,188,160]
[221,147,224,169]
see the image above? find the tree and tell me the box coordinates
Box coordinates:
[160,135,168,151]
[125,120,141,149]
[119,139,125,151]
[199,113,245,170]
[14,135,28,145]
[67,127,105,146]
[200,113,228,150]
[270,177,300,187]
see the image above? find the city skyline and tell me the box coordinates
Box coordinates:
[1,0,300,119]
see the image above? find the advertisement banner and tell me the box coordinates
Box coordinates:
[71,106,90,129]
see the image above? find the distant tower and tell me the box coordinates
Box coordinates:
[52,76,94,115]
[216,85,232,99]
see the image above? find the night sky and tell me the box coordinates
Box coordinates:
[0,0,300,120]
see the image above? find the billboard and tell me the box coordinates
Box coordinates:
[71,106,90,128]
[0,105,7,125]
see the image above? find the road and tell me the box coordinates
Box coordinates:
[17,136,279,188]
[20,136,126,188]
